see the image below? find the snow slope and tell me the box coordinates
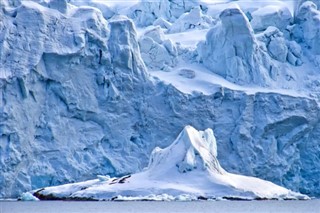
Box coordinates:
[1,0,320,199]
[30,126,308,201]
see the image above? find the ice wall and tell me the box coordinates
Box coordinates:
[0,0,107,79]
[1,0,320,198]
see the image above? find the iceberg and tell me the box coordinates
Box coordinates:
[30,126,308,201]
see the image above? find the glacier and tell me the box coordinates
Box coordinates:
[28,126,308,201]
[0,0,320,199]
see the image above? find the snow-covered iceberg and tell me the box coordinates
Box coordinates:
[30,126,308,201]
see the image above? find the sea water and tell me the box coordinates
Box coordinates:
[1,200,319,213]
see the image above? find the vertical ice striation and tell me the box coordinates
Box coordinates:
[0,0,107,79]
[198,5,270,85]
[108,15,148,81]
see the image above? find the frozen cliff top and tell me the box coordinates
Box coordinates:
[29,126,308,201]
[0,0,108,79]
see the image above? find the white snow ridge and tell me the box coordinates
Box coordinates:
[31,126,308,201]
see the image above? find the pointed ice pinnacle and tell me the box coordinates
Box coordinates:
[147,125,225,175]
[108,15,148,81]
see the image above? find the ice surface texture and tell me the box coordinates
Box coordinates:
[139,26,178,70]
[1,0,320,198]
[0,0,108,78]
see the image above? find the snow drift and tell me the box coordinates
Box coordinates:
[30,126,308,201]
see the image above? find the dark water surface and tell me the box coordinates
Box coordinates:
[1,200,319,213]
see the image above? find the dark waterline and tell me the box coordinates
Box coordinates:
[1,200,319,213]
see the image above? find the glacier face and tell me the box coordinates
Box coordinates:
[1,0,320,198]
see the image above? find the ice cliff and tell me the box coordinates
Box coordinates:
[294,1,320,56]
[128,0,206,27]
[29,126,308,201]
[197,4,302,86]
[1,0,320,199]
